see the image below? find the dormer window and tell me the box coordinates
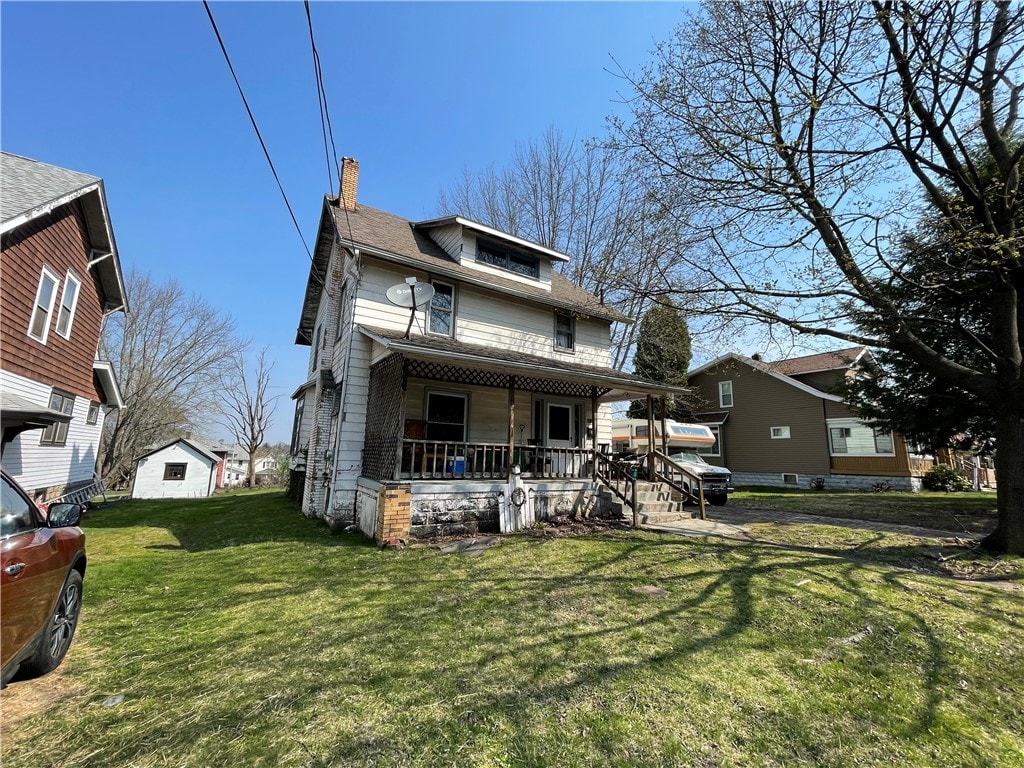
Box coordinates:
[477,239,539,278]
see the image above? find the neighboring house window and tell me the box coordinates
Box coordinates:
[28,266,60,343]
[86,402,100,425]
[163,463,187,480]
[828,420,895,455]
[477,239,540,278]
[425,391,468,442]
[39,390,75,446]
[290,398,305,453]
[695,426,721,457]
[429,282,455,336]
[554,312,575,351]
[770,426,791,439]
[55,271,82,339]
[719,381,734,408]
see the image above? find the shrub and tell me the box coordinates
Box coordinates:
[922,464,970,492]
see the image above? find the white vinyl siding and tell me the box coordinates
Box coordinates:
[28,266,60,343]
[425,223,464,261]
[0,370,107,496]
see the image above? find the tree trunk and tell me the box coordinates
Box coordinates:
[983,409,1024,555]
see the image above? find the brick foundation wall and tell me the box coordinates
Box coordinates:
[376,483,411,542]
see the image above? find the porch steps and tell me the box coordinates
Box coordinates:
[599,480,695,525]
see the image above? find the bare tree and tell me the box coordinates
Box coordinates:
[220,347,277,486]
[614,1,1024,552]
[438,127,705,368]
[99,270,240,487]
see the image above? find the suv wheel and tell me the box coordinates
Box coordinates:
[22,570,83,677]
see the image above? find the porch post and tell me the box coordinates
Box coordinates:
[392,359,409,481]
[660,396,669,455]
[646,394,656,479]
[508,375,516,478]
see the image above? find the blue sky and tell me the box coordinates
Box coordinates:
[2,1,689,443]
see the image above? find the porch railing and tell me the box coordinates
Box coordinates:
[399,440,594,481]
[594,452,638,527]
[648,450,706,520]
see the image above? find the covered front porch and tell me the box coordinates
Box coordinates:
[356,326,685,539]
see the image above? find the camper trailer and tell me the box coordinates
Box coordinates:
[612,419,717,454]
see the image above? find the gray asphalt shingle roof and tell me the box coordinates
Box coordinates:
[1,152,101,226]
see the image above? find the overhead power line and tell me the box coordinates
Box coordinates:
[202,0,313,261]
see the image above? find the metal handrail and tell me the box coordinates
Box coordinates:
[595,453,639,527]
[649,450,707,520]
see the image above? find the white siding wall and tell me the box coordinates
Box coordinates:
[132,443,217,499]
[0,369,105,496]
[355,262,611,366]
[426,224,464,261]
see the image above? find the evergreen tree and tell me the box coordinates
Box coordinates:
[627,301,692,420]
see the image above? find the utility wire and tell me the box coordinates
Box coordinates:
[303,1,355,251]
[203,0,313,261]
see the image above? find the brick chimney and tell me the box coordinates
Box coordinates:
[339,157,359,211]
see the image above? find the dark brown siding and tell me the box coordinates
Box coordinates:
[691,360,831,476]
[1,201,104,399]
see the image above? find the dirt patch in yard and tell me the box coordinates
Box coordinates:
[1,666,88,737]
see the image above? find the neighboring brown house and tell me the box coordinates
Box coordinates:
[686,347,932,491]
[0,153,128,503]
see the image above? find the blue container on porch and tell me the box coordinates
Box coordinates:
[446,456,466,474]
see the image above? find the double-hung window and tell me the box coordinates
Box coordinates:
[429,282,454,336]
[425,391,467,442]
[719,381,734,408]
[55,271,82,338]
[40,390,75,446]
[28,267,60,343]
[555,312,575,351]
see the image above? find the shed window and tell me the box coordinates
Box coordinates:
[163,463,187,481]
[28,267,60,343]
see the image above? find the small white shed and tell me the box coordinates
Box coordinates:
[132,439,221,499]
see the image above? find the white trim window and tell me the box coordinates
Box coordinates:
[40,390,75,447]
[828,419,895,456]
[425,390,468,442]
[554,312,575,352]
[55,270,82,339]
[718,380,734,408]
[770,426,791,439]
[28,266,60,343]
[429,281,455,336]
[86,401,100,425]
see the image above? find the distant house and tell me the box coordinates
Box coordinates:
[0,153,128,505]
[290,158,685,541]
[132,438,221,499]
[686,348,933,491]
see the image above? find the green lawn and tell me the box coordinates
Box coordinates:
[2,489,1021,768]
[731,488,999,535]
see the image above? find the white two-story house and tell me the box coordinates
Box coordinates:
[291,158,684,542]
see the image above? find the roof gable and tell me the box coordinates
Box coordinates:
[768,346,868,376]
[688,352,845,402]
[296,197,626,344]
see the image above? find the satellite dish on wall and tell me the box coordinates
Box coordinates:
[385,280,434,308]
[385,277,435,338]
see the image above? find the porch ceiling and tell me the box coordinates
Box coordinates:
[358,325,690,402]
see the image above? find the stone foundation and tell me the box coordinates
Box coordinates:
[731,471,922,492]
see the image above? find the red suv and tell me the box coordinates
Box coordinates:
[1,469,87,686]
